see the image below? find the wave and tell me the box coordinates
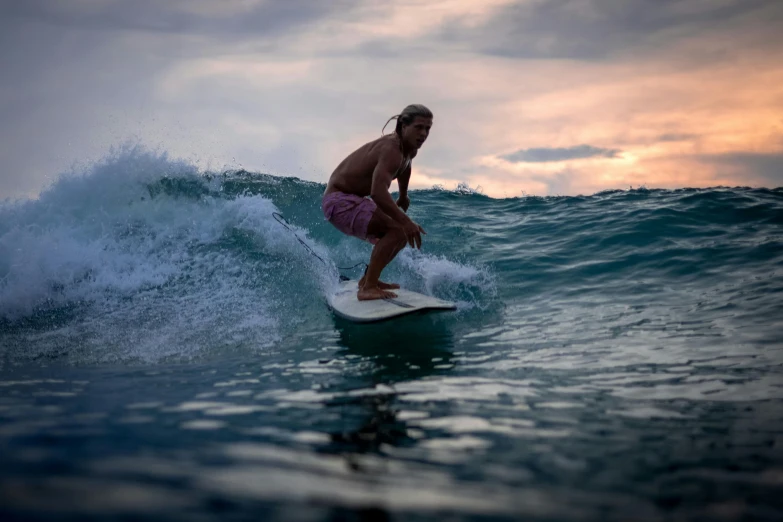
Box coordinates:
[2,146,781,364]
[0,147,495,363]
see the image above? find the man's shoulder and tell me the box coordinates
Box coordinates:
[369,136,404,161]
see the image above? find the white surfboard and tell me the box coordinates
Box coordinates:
[329,279,457,323]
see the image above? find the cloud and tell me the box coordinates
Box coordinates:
[656,133,698,143]
[1,0,782,199]
[698,152,783,186]
[0,0,365,197]
[0,0,359,39]
[501,145,621,163]
[438,0,783,60]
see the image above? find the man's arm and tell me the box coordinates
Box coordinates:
[370,145,425,248]
[370,146,414,226]
[396,165,411,212]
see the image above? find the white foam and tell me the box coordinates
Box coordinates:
[396,250,496,310]
[0,147,334,363]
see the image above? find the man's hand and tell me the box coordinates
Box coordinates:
[396,195,410,212]
[402,219,426,249]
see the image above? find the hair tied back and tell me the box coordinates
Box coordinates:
[382,115,400,136]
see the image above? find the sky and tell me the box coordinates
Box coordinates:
[1,0,782,198]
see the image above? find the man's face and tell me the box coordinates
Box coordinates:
[401,116,433,150]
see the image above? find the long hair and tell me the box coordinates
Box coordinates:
[382,104,433,137]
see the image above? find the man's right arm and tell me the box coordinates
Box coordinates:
[370,146,414,226]
[370,145,425,248]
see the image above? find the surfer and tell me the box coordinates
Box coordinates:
[323,104,432,301]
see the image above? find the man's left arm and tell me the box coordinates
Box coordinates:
[396,165,412,212]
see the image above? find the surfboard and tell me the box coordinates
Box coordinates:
[329,279,457,323]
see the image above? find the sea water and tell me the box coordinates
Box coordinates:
[1,147,781,521]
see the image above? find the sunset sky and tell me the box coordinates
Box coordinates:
[1,0,782,198]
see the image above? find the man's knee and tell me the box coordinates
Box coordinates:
[388,225,406,246]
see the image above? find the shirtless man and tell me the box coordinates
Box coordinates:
[322,104,432,301]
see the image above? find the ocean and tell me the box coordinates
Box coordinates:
[1,147,782,521]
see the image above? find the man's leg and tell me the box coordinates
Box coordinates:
[357,208,407,301]
[360,206,406,290]
[359,265,400,291]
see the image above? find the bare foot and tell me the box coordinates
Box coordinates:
[358,277,400,290]
[357,286,397,301]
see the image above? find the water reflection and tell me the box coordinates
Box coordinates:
[323,315,456,459]
[333,314,456,382]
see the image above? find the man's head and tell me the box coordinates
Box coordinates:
[384,104,433,151]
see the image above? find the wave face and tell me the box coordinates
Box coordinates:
[0,148,495,363]
[1,147,781,364]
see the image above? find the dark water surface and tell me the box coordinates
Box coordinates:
[1,149,782,521]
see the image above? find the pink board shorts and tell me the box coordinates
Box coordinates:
[322,192,379,244]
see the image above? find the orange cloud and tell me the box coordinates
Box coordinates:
[404,42,783,196]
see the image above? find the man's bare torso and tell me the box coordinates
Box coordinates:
[324,135,411,197]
